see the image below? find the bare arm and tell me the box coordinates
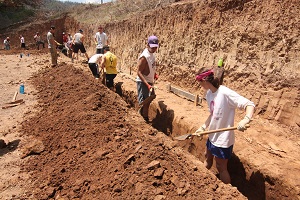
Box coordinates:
[94,36,97,44]
[100,55,106,69]
[245,105,255,119]
[137,57,151,88]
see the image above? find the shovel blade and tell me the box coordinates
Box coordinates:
[174,133,192,141]
[139,95,156,107]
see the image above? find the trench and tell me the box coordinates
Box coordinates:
[115,83,295,200]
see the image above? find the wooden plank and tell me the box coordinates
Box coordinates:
[6,99,24,104]
[2,100,24,109]
[168,84,202,105]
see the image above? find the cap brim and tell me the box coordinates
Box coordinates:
[149,44,159,48]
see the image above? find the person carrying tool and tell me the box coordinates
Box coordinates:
[100,45,117,90]
[136,35,159,122]
[194,67,255,184]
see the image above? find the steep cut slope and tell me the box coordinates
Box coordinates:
[104,0,300,127]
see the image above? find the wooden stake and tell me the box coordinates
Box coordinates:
[12,91,18,101]
[194,94,199,106]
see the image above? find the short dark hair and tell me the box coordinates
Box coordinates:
[51,25,55,30]
[103,45,110,51]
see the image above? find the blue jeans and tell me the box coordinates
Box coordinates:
[137,81,154,104]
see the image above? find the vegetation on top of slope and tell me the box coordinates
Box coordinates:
[70,0,178,24]
[0,0,41,8]
[0,0,79,30]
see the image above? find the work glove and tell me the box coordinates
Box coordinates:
[194,125,206,140]
[237,116,251,131]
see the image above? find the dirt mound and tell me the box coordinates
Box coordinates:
[19,64,244,199]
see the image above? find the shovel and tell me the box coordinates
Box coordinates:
[139,87,156,107]
[174,124,250,141]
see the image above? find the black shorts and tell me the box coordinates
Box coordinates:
[105,74,117,88]
[88,63,99,78]
[73,43,86,53]
[96,48,104,54]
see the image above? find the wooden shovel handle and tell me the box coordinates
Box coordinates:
[194,124,250,136]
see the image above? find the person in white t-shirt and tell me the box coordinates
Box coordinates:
[194,67,255,184]
[88,54,103,79]
[4,37,10,50]
[20,35,25,49]
[94,26,109,54]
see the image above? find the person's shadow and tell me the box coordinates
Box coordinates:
[0,139,21,157]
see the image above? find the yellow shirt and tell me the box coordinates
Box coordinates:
[104,51,117,74]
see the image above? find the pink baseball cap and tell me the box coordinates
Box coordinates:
[148,35,159,48]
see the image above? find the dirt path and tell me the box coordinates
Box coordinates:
[0,51,42,199]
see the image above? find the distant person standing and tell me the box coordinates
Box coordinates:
[34,32,45,50]
[136,35,159,122]
[4,37,10,50]
[94,26,109,54]
[47,26,60,67]
[20,35,26,49]
[72,29,89,62]
[100,45,117,90]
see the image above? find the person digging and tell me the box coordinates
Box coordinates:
[136,35,159,123]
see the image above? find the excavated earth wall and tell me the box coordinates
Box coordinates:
[106,0,300,127]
